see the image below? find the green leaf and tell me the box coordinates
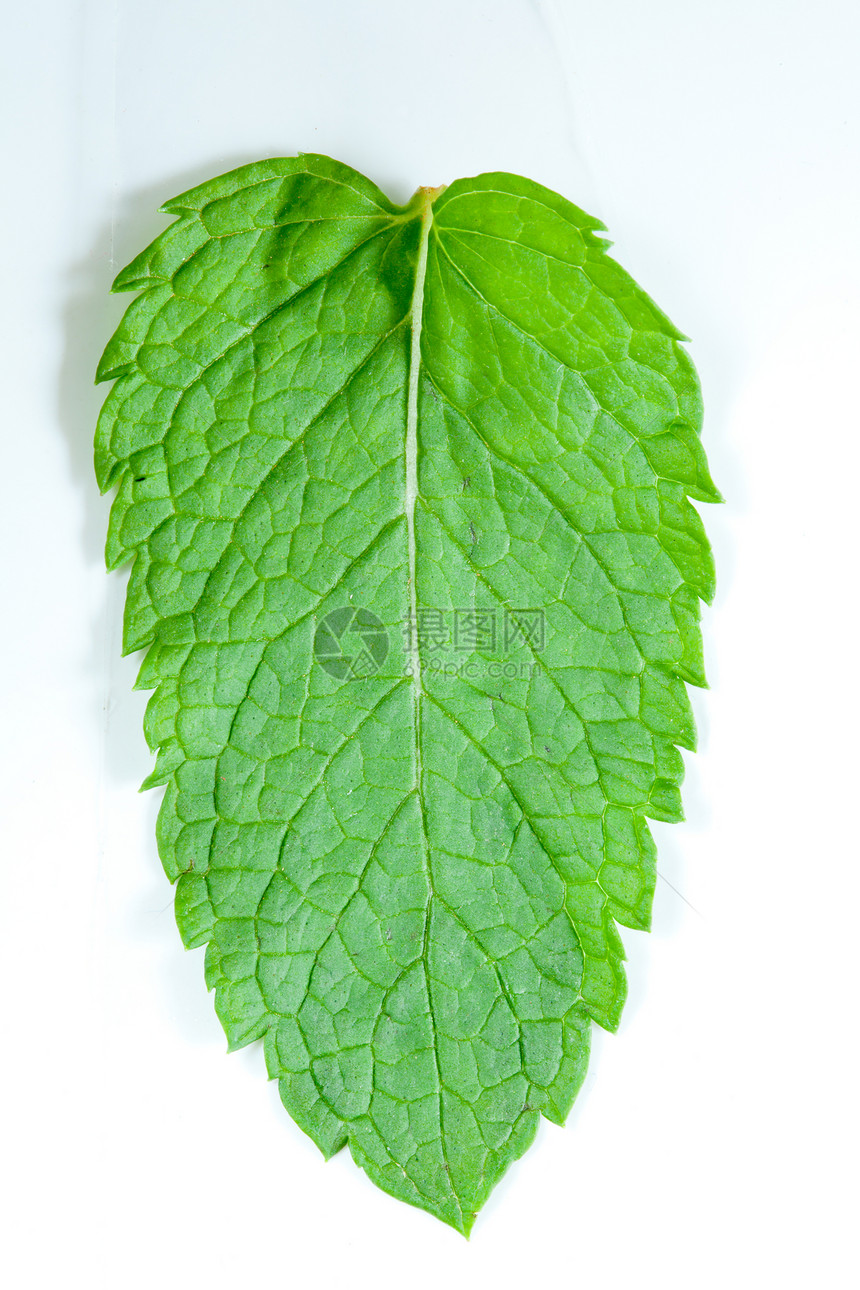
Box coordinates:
[96,154,718,1233]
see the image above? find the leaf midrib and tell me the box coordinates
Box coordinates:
[404,188,468,1224]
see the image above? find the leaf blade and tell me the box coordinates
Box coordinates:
[97,156,716,1231]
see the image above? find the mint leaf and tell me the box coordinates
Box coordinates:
[96,154,718,1233]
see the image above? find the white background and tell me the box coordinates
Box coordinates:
[2,1,858,1285]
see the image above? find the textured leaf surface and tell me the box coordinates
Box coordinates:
[96,154,718,1233]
